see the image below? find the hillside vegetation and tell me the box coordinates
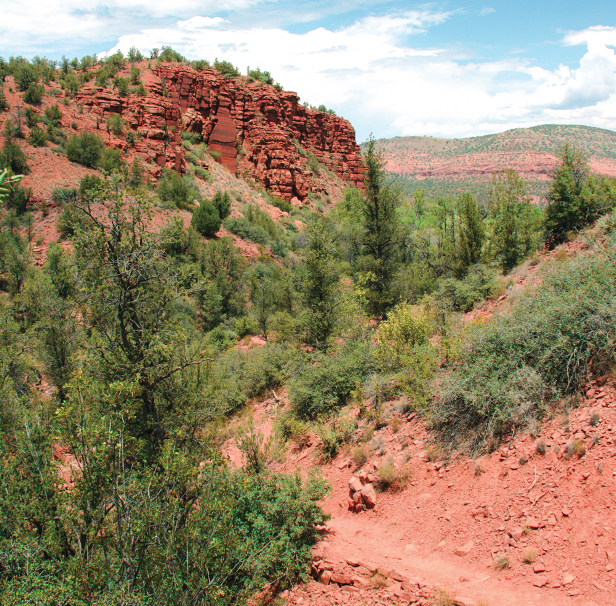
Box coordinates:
[2,51,616,606]
[373,124,616,202]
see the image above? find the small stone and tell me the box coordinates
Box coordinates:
[454,541,474,557]
[510,527,524,541]
[547,514,557,526]
[341,585,359,593]
[526,516,540,529]
[319,570,332,585]
[533,576,548,587]
[349,476,363,492]
[562,507,572,517]
[533,562,546,573]
[562,572,575,585]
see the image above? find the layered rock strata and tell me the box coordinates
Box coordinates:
[78,63,364,201]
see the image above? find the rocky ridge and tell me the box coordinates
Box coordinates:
[75,62,364,202]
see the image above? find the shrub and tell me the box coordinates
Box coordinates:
[290,344,370,419]
[95,68,109,87]
[99,147,124,172]
[5,185,32,214]
[113,76,129,97]
[432,240,616,453]
[268,194,293,213]
[224,217,270,245]
[191,200,221,237]
[375,456,411,491]
[23,83,45,105]
[56,202,90,238]
[0,142,30,174]
[66,132,104,167]
[523,547,537,564]
[51,186,78,204]
[44,104,62,126]
[307,152,320,175]
[214,58,240,77]
[212,190,231,219]
[79,174,104,198]
[27,126,47,147]
[374,302,432,370]
[106,113,125,135]
[316,414,357,461]
[194,166,209,180]
[158,169,197,209]
[0,92,8,111]
[24,107,38,127]
[493,553,510,570]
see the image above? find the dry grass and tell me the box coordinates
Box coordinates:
[474,460,483,476]
[493,552,510,570]
[523,547,537,564]
[376,456,411,492]
[536,439,546,455]
[425,444,440,462]
[389,416,402,433]
[431,587,456,606]
[590,411,601,426]
[565,438,586,459]
[352,443,369,467]
[370,573,389,589]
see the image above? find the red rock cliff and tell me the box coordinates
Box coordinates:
[78,63,364,202]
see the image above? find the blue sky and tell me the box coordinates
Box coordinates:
[2,1,616,141]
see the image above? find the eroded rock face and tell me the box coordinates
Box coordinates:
[77,63,364,201]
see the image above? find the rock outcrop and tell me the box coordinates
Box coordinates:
[77,63,364,201]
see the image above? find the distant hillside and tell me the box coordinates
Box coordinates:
[370,124,616,203]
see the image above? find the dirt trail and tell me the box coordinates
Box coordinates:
[227,377,616,606]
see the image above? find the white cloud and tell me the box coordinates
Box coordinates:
[2,4,615,141]
[100,17,616,140]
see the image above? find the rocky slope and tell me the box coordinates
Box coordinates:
[373,125,616,202]
[73,61,363,202]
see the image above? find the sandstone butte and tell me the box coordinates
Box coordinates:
[76,63,364,203]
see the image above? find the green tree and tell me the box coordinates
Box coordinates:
[299,219,339,349]
[456,192,484,275]
[65,132,104,168]
[246,262,280,340]
[211,190,231,219]
[542,144,611,243]
[355,136,402,317]
[191,200,221,237]
[487,169,537,272]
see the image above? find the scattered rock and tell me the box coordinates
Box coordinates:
[454,541,474,557]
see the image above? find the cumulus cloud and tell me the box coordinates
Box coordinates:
[2,3,615,140]
[100,17,616,140]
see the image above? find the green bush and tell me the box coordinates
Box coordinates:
[44,104,62,126]
[194,166,209,180]
[0,142,30,174]
[5,185,32,214]
[106,113,124,135]
[79,174,104,198]
[99,147,124,172]
[433,237,616,452]
[290,344,370,419]
[214,58,240,77]
[223,217,270,245]
[0,91,8,111]
[66,132,104,167]
[158,169,198,209]
[316,414,357,461]
[212,191,231,220]
[28,125,47,147]
[24,106,38,127]
[436,264,497,312]
[23,83,45,104]
[113,76,129,97]
[268,194,293,213]
[52,186,78,204]
[191,200,221,237]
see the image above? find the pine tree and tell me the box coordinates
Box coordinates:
[299,219,339,349]
[456,192,484,275]
[355,136,402,318]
